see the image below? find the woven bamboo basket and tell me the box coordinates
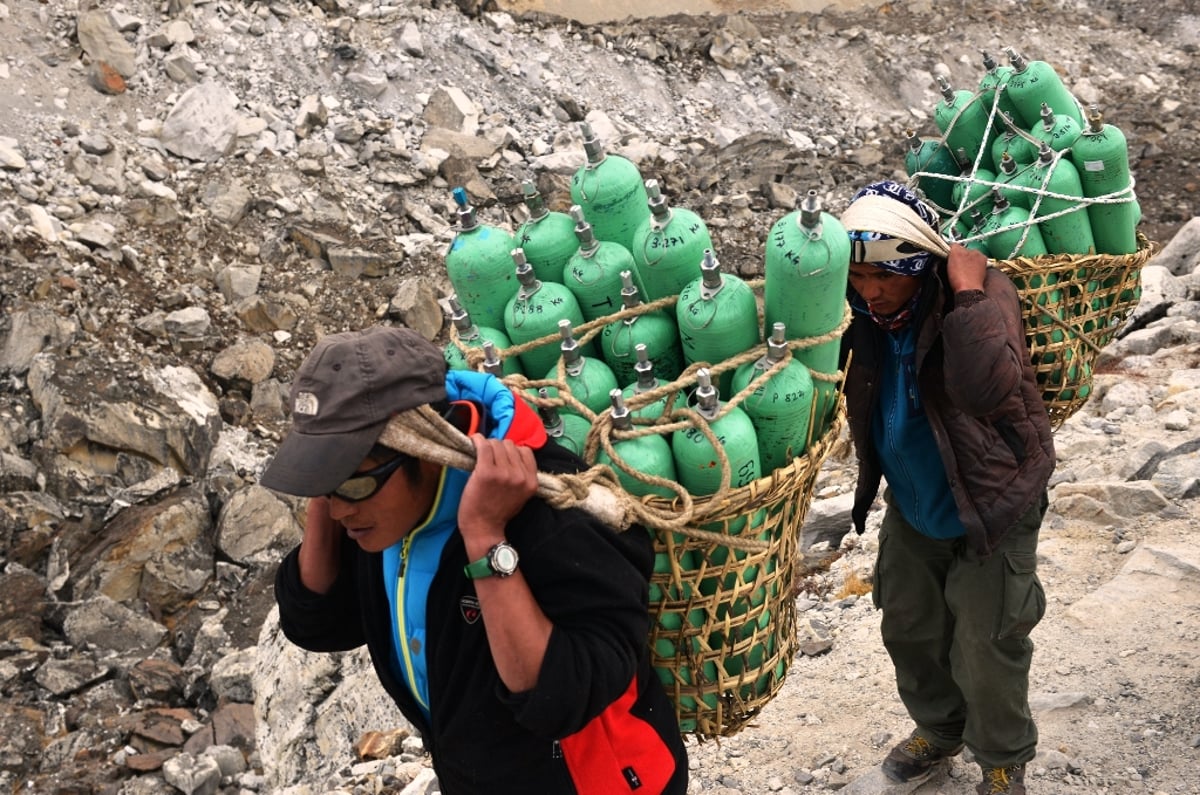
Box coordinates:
[991,233,1158,428]
[628,401,845,738]
[452,286,848,738]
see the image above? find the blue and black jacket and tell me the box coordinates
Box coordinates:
[275,371,687,794]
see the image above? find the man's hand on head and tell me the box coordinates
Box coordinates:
[946,244,988,294]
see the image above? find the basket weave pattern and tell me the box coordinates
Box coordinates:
[993,233,1158,428]
[639,404,845,737]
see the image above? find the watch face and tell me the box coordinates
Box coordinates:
[491,544,519,574]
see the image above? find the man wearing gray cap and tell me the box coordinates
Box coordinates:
[262,325,687,795]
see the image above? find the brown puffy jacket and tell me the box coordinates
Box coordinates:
[840,263,1056,557]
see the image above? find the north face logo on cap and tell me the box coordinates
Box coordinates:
[293,391,320,416]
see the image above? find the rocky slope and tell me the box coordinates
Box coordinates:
[1,0,1199,793]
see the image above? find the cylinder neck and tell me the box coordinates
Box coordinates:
[570,205,599,255]
[453,187,478,232]
[694,369,720,419]
[1036,143,1055,166]
[580,122,606,165]
[522,180,549,221]
[999,152,1017,176]
[620,270,642,311]
[1039,103,1056,130]
[981,50,999,73]
[936,75,954,103]
[609,390,633,431]
[990,188,1011,214]
[904,129,921,152]
[449,297,474,335]
[800,190,823,229]
[764,322,788,366]
[481,341,503,376]
[514,252,540,294]
[1086,104,1105,134]
[1004,47,1028,73]
[699,249,724,294]
[537,388,563,434]
[558,320,582,369]
[645,179,670,221]
[633,344,657,391]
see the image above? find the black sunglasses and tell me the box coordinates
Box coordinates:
[328,453,410,502]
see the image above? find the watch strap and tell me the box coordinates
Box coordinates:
[463,541,518,579]
[463,553,494,579]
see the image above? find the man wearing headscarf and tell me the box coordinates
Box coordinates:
[838,181,1056,795]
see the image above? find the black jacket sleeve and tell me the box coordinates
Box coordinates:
[274,535,369,653]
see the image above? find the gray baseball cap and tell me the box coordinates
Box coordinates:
[259,326,448,497]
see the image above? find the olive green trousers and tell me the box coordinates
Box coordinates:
[873,492,1048,769]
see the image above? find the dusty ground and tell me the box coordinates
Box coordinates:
[680,490,1200,793]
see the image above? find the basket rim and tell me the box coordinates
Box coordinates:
[990,232,1158,275]
[631,398,846,517]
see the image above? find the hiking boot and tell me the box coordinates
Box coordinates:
[880,732,964,783]
[976,764,1027,794]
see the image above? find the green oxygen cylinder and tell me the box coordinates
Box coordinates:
[563,205,645,322]
[1020,144,1096,255]
[444,187,518,330]
[621,343,673,422]
[1069,106,1139,255]
[480,340,508,378]
[978,50,1019,121]
[516,180,578,285]
[942,214,972,245]
[951,146,996,217]
[964,208,991,253]
[544,319,619,417]
[990,112,1038,169]
[903,130,959,213]
[995,151,1035,209]
[671,368,762,496]
[599,270,684,387]
[503,249,587,377]
[729,322,816,473]
[596,390,679,500]
[1002,47,1084,129]
[934,75,994,172]
[676,249,761,399]
[570,122,650,255]
[1029,102,1082,154]
[537,387,591,457]
[631,179,715,301]
[980,188,1049,259]
[444,296,520,376]
[763,190,849,439]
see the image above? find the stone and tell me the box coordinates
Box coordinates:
[160,82,242,162]
[422,85,479,134]
[0,138,27,170]
[87,61,126,95]
[76,10,136,77]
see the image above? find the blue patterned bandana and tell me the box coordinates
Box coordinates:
[846,180,940,276]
